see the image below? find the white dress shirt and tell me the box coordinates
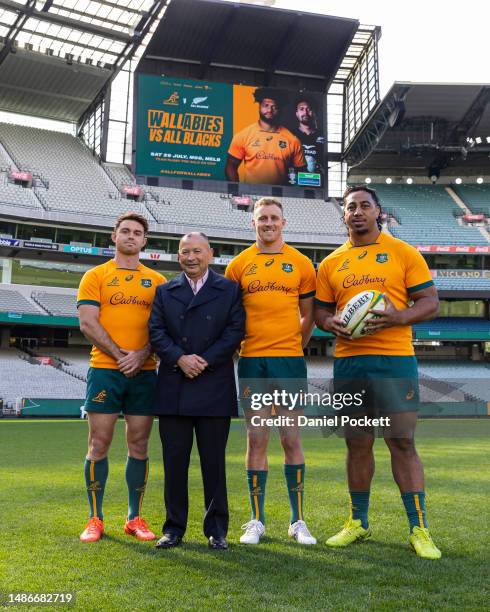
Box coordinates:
[185,269,209,295]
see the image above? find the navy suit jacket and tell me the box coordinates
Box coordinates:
[149,269,245,416]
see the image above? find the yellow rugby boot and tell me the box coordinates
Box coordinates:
[326,517,371,547]
[409,527,442,559]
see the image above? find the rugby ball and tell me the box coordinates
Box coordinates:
[339,290,385,339]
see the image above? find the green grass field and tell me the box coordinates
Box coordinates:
[1,419,488,611]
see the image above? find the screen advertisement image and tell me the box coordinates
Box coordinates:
[135,74,325,188]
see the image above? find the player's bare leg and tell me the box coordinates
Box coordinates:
[87,412,119,460]
[81,413,118,542]
[245,408,270,470]
[123,415,156,540]
[384,412,423,492]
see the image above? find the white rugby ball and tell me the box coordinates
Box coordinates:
[339,290,385,339]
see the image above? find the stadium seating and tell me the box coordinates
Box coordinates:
[0,348,86,402]
[374,184,489,245]
[0,174,43,210]
[413,317,490,334]
[455,185,490,216]
[417,360,490,402]
[0,123,152,220]
[0,287,41,314]
[144,185,346,237]
[31,291,78,317]
[35,347,90,380]
[0,123,347,239]
[432,276,490,291]
[303,357,489,403]
[103,163,136,188]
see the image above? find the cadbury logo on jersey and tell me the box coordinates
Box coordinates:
[109,292,151,307]
[342,273,386,289]
[247,280,293,294]
[256,152,281,160]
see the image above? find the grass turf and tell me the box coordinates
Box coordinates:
[0,419,488,611]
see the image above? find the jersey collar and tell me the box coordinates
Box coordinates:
[346,231,384,249]
[253,242,287,255]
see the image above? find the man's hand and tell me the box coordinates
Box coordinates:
[326,314,352,339]
[117,347,150,378]
[177,354,208,379]
[364,294,404,333]
[314,305,352,339]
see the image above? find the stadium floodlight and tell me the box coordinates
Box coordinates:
[385,177,392,184]
[486,137,490,144]
[476,177,484,184]
[455,178,462,185]
[475,137,482,144]
[406,178,413,184]
[365,177,372,184]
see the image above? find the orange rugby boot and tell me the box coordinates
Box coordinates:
[124,516,156,541]
[80,517,104,543]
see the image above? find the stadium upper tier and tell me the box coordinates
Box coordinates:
[0,123,346,242]
[454,185,490,216]
[0,123,152,221]
[374,185,489,246]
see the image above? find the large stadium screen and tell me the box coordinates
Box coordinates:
[135,74,325,188]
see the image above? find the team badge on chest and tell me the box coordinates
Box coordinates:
[282,263,293,273]
[141,278,152,288]
[376,253,388,264]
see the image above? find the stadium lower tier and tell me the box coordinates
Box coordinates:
[1,350,488,416]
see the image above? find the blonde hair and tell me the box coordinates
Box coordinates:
[253,197,283,215]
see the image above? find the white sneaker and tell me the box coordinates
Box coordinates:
[240,519,265,544]
[288,520,317,545]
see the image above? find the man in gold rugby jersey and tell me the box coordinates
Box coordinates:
[315,185,441,559]
[77,212,165,543]
[226,197,317,545]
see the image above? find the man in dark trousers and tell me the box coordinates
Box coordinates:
[149,232,245,550]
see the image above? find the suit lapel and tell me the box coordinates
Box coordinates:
[168,273,194,305]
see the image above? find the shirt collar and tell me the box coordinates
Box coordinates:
[184,269,209,294]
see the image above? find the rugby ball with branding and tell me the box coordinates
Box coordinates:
[339,290,385,339]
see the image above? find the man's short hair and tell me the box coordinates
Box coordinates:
[114,212,148,234]
[295,95,317,113]
[342,185,383,230]
[253,87,286,106]
[253,197,284,214]
[180,231,210,246]
[342,185,381,207]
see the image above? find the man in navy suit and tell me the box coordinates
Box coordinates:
[149,232,245,550]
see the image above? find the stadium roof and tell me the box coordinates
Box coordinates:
[344,82,490,172]
[140,0,363,92]
[0,0,167,122]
